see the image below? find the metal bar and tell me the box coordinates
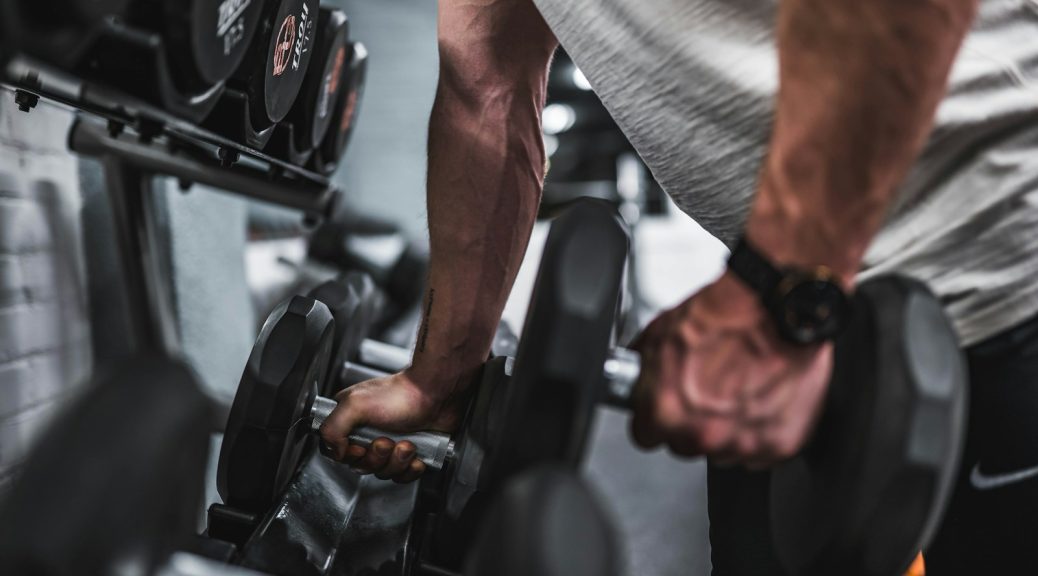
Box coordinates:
[341,362,390,387]
[358,339,412,373]
[70,119,338,220]
[3,66,330,186]
[602,347,640,410]
[359,340,411,371]
[102,160,180,355]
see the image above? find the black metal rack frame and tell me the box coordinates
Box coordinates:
[3,54,341,361]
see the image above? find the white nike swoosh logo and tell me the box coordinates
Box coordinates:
[970,462,1038,491]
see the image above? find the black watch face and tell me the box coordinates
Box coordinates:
[774,278,849,345]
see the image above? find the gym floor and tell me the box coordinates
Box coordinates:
[329,3,727,573]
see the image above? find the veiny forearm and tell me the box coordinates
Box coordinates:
[747,0,979,282]
[407,1,556,398]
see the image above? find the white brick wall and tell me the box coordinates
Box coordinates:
[0,88,92,489]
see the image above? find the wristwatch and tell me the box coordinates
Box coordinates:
[727,237,850,345]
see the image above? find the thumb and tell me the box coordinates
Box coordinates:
[319,391,366,461]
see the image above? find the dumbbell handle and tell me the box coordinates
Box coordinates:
[320,346,641,471]
[310,396,456,471]
[358,339,413,373]
[602,347,640,410]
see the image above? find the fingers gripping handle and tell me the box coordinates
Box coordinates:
[311,348,638,471]
[345,430,453,471]
[310,396,453,471]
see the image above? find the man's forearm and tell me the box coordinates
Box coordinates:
[407,3,557,398]
[747,0,979,282]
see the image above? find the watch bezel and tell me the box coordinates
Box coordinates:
[770,266,850,345]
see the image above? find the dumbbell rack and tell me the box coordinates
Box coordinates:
[0,54,409,576]
[3,51,342,351]
[5,45,438,576]
[4,64,336,206]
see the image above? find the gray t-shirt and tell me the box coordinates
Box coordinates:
[533,0,1038,345]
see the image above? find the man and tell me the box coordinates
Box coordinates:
[322,0,1038,572]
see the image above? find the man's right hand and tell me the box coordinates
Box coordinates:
[319,373,463,483]
[328,0,556,484]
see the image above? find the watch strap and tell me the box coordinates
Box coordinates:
[727,237,783,302]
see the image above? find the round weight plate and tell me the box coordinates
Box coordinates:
[770,276,967,576]
[315,41,367,175]
[217,295,335,512]
[432,356,514,569]
[257,0,319,127]
[8,0,131,68]
[289,7,349,151]
[168,0,265,90]
[308,271,383,396]
[18,0,129,27]
[0,355,212,576]
[482,199,629,490]
[466,467,621,576]
[388,241,430,314]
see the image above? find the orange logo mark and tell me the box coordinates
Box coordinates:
[327,47,346,96]
[272,15,297,77]
[341,91,358,133]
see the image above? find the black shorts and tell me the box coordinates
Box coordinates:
[708,311,1038,575]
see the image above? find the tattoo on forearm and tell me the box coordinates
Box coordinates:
[417,288,435,354]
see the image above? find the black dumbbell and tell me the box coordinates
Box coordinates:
[0,0,130,69]
[216,282,521,517]
[0,355,212,576]
[335,319,519,388]
[207,0,318,146]
[127,0,265,93]
[310,41,367,175]
[246,0,319,129]
[320,199,968,576]
[268,7,351,165]
[464,467,621,576]
[307,271,385,397]
[308,216,430,319]
[213,202,631,570]
[216,292,449,514]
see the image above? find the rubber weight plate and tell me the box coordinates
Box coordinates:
[483,199,630,490]
[388,240,431,314]
[770,276,967,576]
[260,0,318,126]
[288,7,350,151]
[130,0,263,91]
[308,271,383,396]
[231,0,319,129]
[19,0,128,25]
[0,355,212,576]
[5,0,131,68]
[465,467,621,576]
[314,41,368,175]
[217,295,335,513]
[168,0,264,90]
